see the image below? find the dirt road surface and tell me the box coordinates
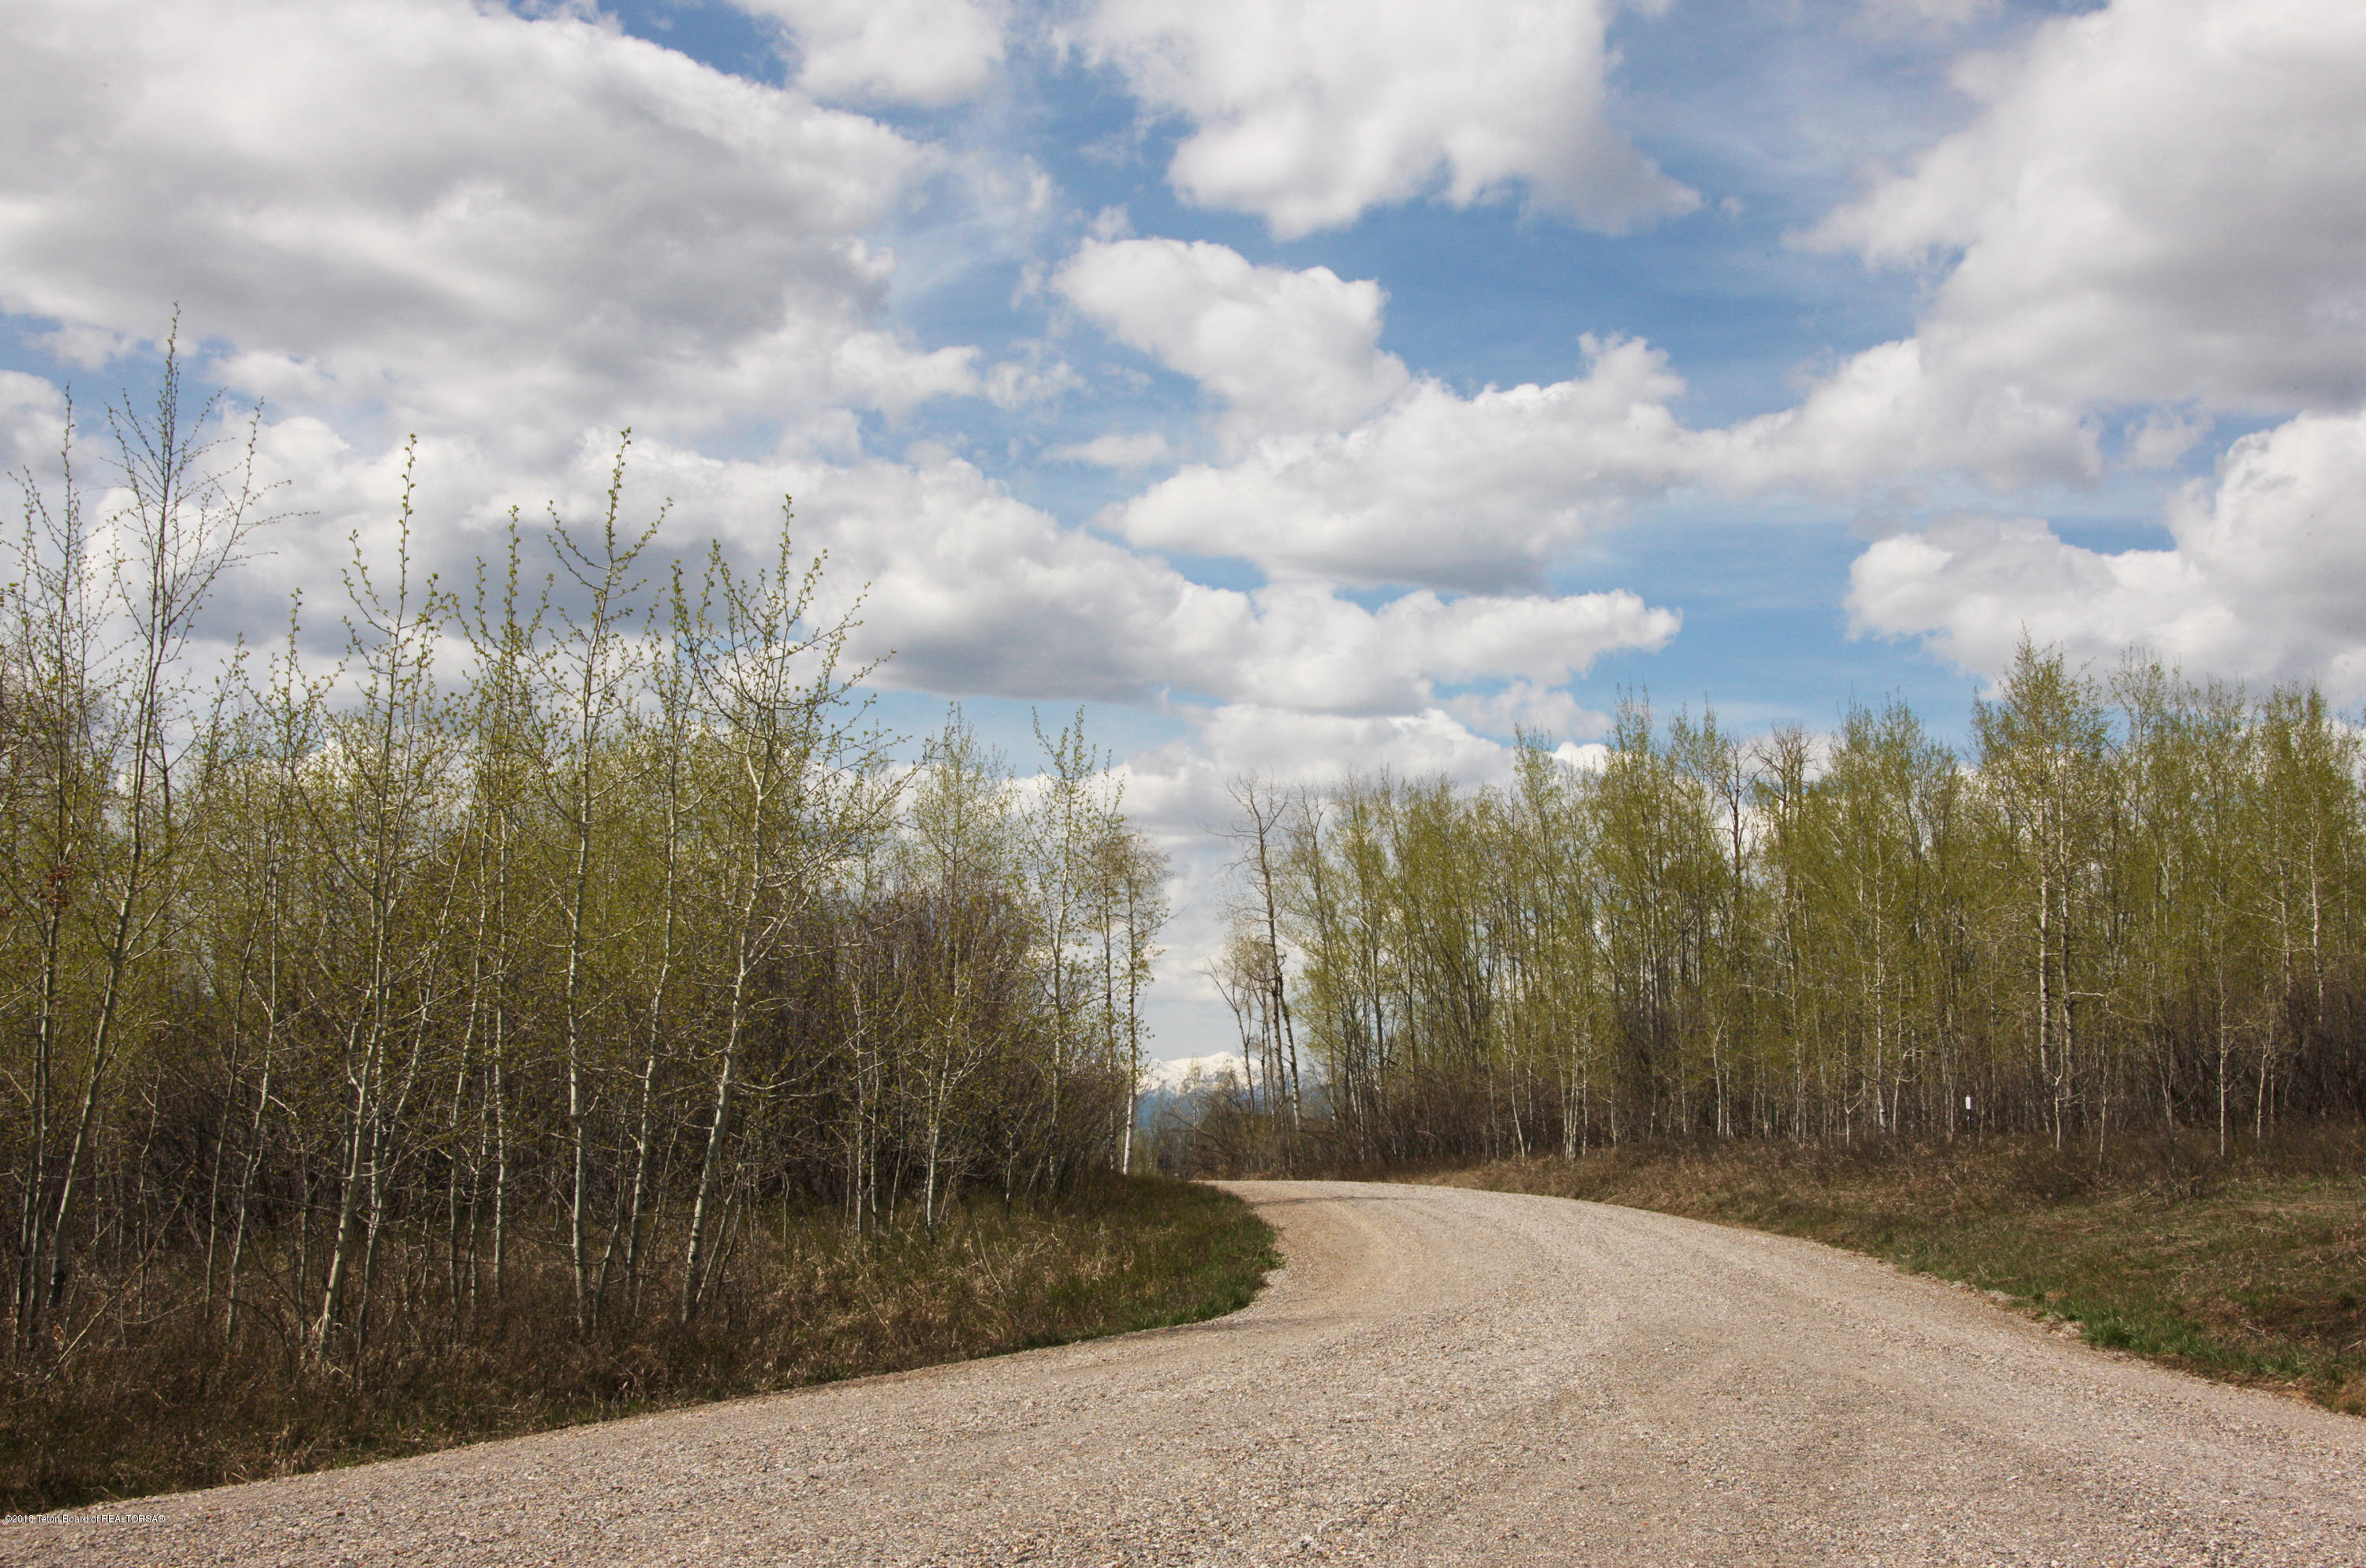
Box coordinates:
[12,1181,2364,1566]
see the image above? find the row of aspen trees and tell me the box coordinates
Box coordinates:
[1211,649,2366,1170]
[2,364,1167,1368]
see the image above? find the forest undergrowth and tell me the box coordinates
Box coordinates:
[0,1173,1274,1514]
[1417,1126,2366,1419]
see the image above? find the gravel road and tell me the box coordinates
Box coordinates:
[12,1181,2365,1566]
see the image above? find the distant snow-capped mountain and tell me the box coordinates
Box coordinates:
[1138,1052,1250,1096]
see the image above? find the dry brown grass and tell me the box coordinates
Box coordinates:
[0,1174,1275,1513]
[1416,1126,2366,1417]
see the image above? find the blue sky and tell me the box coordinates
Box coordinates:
[4,0,2362,1055]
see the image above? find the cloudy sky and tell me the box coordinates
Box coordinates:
[5,0,2362,1054]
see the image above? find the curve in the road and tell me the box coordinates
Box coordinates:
[12,1181,2364,1566]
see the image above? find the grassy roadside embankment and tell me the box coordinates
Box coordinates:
[1418,1127,2365,1416]
[1,1174,1277,1514]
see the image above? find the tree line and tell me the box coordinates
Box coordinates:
[1204,650,2366,1171]
[2,361,1168,1374]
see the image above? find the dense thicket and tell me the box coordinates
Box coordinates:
[1200,655,2366,1171]
[2,366,1168,1379]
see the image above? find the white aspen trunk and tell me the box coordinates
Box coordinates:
[684,859,763,1323]
[223,928,282,1342]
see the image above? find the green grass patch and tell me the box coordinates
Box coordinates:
[1418,1126,2366,1417]
[0,1174,1275,1514]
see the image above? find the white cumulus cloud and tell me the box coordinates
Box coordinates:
[1203,583,1677,715]
[1849,409,2366,697]
[1118,704,1532,833]
[1788,0,2366,705]
[1809,0,2366,415]
[1707,337,2102,495]
[1055,241,2125,594]
[457,431,1682,717]
[1109,334,1693,590]
[1080,0,1699,237]
[735,0,1009,107]
[1055,237,1409,439]
[0,0,960,450]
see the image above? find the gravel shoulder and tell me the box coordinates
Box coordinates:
[10,1181,2364,1566]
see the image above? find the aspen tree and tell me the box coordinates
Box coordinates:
[677,520,877,1320]
[539,437,663,1328]
[7,340,270,1346]
[216,624,323,1342]
[5,400,101,1351]
[1976,644,2114,1148]
[456,524,543,1308]
[312,454,453,1355]
[1025,712,1120,1182]
[2250,689,2361,1131]
[1225,775,1302,1141]
[611,567,695,1305]
[1092,823,1168,1174]
[901,709,1019,1229]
